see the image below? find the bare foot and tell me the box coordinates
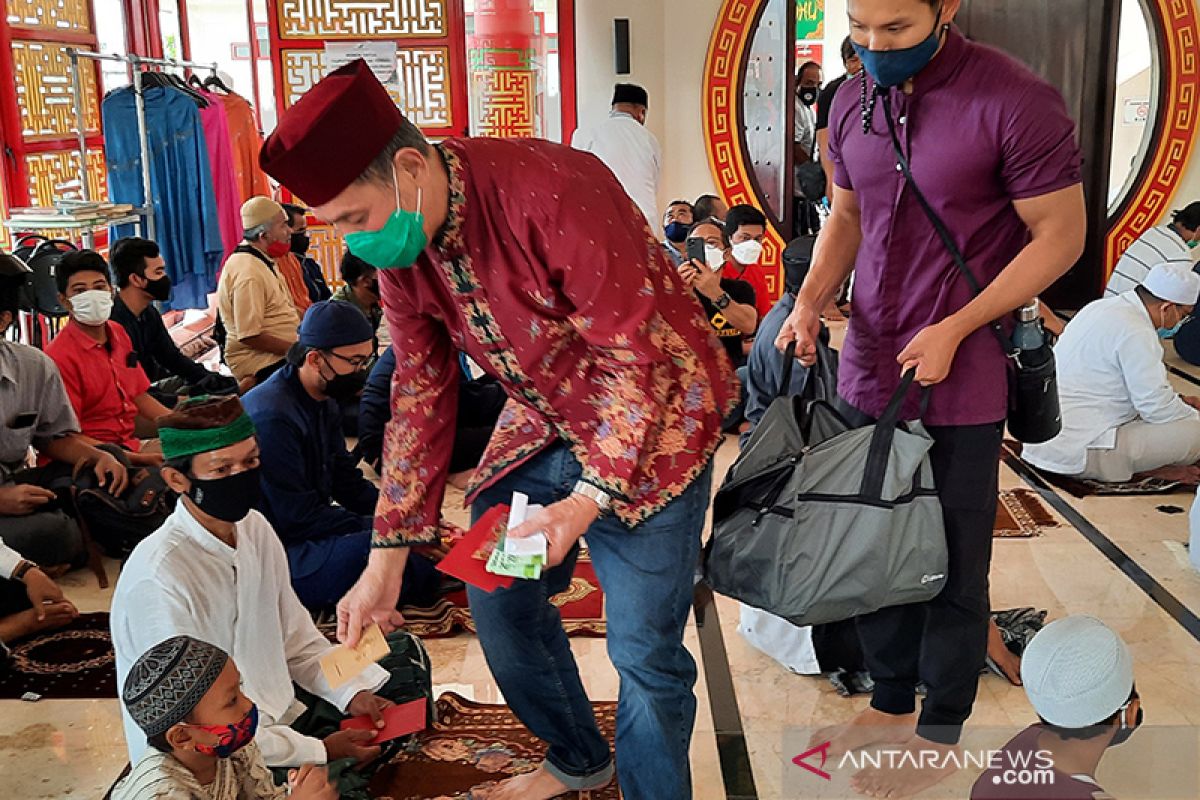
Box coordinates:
[1135,465,1200,484]
[473,764,578,800]
[850,736,959,798]
[808,706,917,758]
[987,619,1022,686]
[0,604,77,643]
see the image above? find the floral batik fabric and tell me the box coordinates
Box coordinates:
[374,138,738,546]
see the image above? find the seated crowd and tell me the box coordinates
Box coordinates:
[1,182,1195,799]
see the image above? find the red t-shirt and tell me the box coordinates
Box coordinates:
[970,726,1113,800]
[45,320,150,451]
[722,260,774,320]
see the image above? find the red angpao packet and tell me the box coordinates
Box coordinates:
[435,504,513,592]
[339,698,428,744]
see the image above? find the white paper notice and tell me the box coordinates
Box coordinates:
[325,42,398,90]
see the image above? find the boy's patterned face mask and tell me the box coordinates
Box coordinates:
[192,704,259,758]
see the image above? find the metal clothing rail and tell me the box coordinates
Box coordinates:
[65,49,219,241]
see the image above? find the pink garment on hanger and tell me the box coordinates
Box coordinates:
[197,87,242,257]
[220,92,272,203]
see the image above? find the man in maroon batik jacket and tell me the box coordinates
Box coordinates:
[778,1,1086,797]
[259,61,737,800]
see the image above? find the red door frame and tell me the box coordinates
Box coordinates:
[557,0,576,141]
[123,0,165,59]
[0,0,105,210]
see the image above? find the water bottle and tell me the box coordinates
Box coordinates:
[1007,300,1062,444]
[1012,301,1046,352]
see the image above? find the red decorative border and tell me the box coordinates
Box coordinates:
[703,0,785,301]
[1106,0,1200,272]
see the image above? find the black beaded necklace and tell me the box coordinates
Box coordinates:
[859,72,876,135]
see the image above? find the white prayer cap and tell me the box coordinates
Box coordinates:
[1020,615,1133,729]
[1141,262,1200,305]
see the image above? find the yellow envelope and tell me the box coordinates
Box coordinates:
[320,623,389,689]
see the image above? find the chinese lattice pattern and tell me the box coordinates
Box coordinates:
[474,69,536,138]
[25,149,108,207]
[307,224,346,286]
[13,39,101,140]
[5,0,91,32]
[277,0,445,39]
[282,47,451,129]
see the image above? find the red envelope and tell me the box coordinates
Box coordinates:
[339,698,428,744]
[435,504,514,592]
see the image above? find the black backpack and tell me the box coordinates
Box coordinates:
[11,235,75,318]
[49,444,176,560]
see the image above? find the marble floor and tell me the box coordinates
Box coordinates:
[6,340,1200,799]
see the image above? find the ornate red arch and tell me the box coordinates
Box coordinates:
[1106,0,1200,272]
[703,0,787,300]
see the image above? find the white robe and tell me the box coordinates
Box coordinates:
[112,503,387,768]
[571,111,662,228]
[1024,291,1199,475]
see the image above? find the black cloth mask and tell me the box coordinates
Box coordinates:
[187,468,262,523]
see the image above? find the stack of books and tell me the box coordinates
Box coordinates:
[5,201,138,228]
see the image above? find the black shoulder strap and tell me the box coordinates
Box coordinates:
[879,91,1015,358]
[234,244,276,271]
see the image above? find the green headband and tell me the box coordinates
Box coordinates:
[159,412,256,461]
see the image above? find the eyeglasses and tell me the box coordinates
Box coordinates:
[323,350,372,371]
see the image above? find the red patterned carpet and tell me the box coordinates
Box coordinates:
[370,692,619,800]
[402,555,606,639]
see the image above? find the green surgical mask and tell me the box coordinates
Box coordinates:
[344,169,427,269]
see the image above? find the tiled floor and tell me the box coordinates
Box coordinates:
[6,337,1200,798]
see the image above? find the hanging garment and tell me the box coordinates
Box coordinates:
[220,92,272,203]
[103,85,224,310]
[197,87,242,257]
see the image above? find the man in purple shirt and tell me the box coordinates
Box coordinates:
[777,1,1086,797]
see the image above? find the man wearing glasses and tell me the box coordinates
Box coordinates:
[242,300,439,610]
[1025,262,1200,484]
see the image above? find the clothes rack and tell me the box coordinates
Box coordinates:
[66,49,219,241]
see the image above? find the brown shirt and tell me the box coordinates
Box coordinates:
[217,247,300,381]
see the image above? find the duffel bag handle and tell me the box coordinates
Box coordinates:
[860,369,918,500]
[778,339,828,402]
[779,341,798,400]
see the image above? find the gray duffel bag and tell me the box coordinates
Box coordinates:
[704,359,948,627]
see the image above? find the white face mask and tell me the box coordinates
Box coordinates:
[704,245,726,271]
[69,288,114,326]
[731,239,764,266]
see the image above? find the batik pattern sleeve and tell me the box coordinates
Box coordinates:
[371,302,460,547]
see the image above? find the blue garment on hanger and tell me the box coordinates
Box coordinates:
[103,85,223,310]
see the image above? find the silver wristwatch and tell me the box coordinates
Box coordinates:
[572,480,613,513]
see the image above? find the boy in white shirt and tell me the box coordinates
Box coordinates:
[112,396,430,797]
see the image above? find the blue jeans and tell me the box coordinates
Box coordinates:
[468,443,713,799]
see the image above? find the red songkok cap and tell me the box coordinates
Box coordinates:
[259,59,402,206]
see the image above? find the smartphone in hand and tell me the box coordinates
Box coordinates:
[685,237,706,268]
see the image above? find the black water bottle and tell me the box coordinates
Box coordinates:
[1007,301,1061,444]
